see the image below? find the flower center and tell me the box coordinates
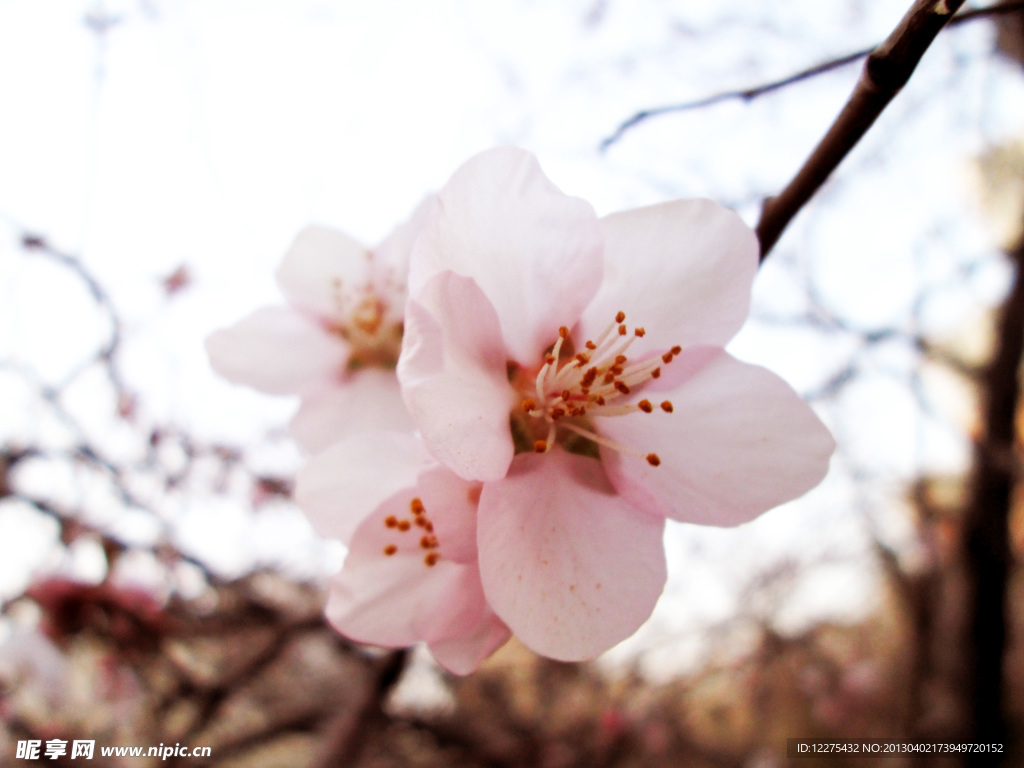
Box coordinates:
[381,496,442,568]
[326,272,404,371]
[510,311,679,466]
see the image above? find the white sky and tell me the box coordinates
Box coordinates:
[2,0,1024,674]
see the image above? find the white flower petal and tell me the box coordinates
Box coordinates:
[373,194,439,277]
[275,225,368,318]
[428,617,511,676]
[323,466,508,673]
[577,199,758,351]
[205,306,347,396]
[409,146,603,364]
[600,350,834,527]
[288,369,413,454]
[478,450,666,661]
[294,432,430,543]
[398,271,515,482]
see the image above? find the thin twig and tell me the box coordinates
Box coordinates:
[601,1,1024,152]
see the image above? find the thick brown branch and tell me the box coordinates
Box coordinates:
[959,233,1024,763]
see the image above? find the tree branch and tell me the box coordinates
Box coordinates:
[958,230,1023,763]
[601,2,1024,152]
[755,0,969,258]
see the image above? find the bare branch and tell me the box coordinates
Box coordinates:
[601,2,1024,152]
[755,0,969,258]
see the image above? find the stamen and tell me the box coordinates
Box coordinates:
[384,516,398,528]
[397,520,411,532]
[559,421,652,461]
[425,553,440,567]
[515,311,677,468]
[410,498,425,515]
[384,545,398,556]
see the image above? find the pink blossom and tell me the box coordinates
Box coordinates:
[394,147,835,660]
[206,198,435,452]
[295,432,510,674]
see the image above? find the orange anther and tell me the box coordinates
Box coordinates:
[638,399,653,413]
[618,325,627,335]
[383,544,398,556]
[410,497,425,515]
[425,552,440,567]
[615,311,626,323]
[614,381,631,395]
[660,401,674,413]
[646,453,661,467]
[384,516,398,528]
[651,367,661,379]
[534,440,549,453]
[634,327,646,337]
[397,520,411,532]
[559,326,569,338]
